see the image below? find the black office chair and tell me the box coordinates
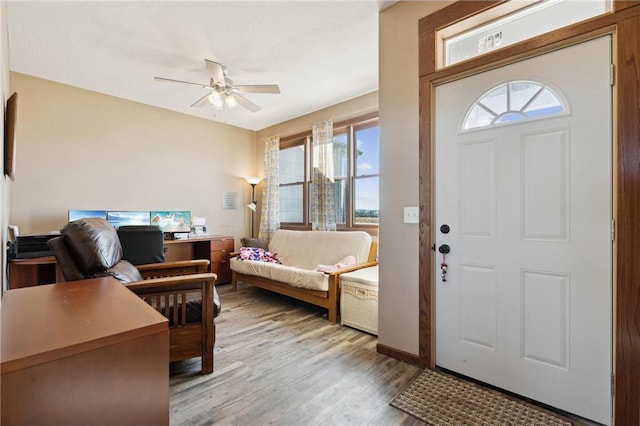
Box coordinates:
[117,225,165,265]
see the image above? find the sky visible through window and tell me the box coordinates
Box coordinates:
[354,126,379,214]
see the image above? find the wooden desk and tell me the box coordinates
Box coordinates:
[7,256,61,289]
[164,235,234,284]
[7,235,235,289]
[1,277,169,426]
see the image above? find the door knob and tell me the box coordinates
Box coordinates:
[438,244,450,254]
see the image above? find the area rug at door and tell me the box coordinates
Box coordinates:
[390,369,573,426]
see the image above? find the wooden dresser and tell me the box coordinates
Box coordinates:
[1,277,169,425]
[208,236,235,284]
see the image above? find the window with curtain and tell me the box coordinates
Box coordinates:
[277,114,379,232]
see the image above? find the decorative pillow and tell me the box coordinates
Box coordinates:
[239,246,281,263]
[240,237,269,250]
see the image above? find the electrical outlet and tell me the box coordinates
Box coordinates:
[404,207,419,224]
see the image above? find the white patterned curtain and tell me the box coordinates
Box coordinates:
[258,135,280,242]
[311,119,336,231]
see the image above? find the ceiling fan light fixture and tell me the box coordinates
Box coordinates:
[208,91,221,103]
[208,92,224,110]
[156,59,279,114]
[225,94,238,109]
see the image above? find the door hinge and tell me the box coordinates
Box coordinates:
[611,218,615,241]
[611,374,615,397]
[610,64,615,86]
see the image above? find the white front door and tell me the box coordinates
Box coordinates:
[435,37,612,425]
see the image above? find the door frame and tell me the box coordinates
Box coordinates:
[418,2,640,424]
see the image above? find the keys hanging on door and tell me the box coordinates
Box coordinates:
[438,244,450,282]
[441,257,448,282]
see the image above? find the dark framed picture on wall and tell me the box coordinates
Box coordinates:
[4,92,17,181]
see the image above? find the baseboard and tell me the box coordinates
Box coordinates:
[376,343,423,367]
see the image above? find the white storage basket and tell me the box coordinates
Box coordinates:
[340,266,378,335]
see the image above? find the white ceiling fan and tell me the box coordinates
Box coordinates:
[154,59,280,113]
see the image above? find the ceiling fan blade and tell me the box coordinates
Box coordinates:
[191,93,211,108]
[234,84,281,94]
[231,93,261,113]
[204,59,226,86]
[154,76,213,90]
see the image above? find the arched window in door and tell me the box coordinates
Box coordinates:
[462,80,567,131]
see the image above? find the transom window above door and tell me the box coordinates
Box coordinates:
[462,80,567,131]
[438,0,611,69]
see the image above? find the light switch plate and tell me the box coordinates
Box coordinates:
[404,207,419,224]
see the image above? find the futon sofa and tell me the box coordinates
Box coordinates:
[230,229,377,322]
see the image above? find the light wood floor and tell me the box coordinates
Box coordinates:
[169,282,424,426]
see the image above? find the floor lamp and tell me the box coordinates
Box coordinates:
[246,176,262,238]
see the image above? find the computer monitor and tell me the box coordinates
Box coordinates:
[106,211,151,228]
[149,211,191,237]
[68,209,107,222]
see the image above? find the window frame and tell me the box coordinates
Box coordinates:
[351,119,380,227]
[279,134,310,227]
[277,113,379,235]
[462,79,569,131]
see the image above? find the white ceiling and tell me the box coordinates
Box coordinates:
[6,1,393,131]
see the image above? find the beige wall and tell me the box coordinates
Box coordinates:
[378,1,449,355]
[9,73,257,244]
[2,2,11,292]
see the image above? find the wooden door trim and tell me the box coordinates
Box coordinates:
[418,2,640,424]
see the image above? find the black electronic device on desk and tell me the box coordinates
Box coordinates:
[8,234,59,259]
